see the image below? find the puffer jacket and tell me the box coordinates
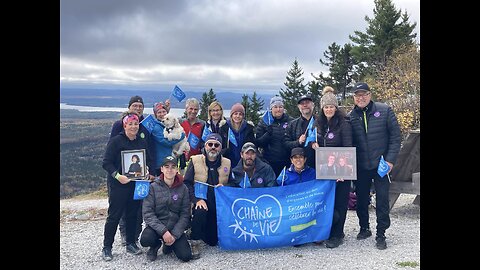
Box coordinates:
[255,113,293,164]
[142,174,191,240]
[347,101,401,170]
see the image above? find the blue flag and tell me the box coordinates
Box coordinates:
[201,126,212,141]
[276,166,287,186]
[194,181,208,200]
[171,85,186,102]
[262,110,274,126]
[306,116,314,132]
[140,114,156,134]
[133,180,150,200]
[239,172,251,188]
[228,128,238,147]
[187,132,200,149]
[304,126,317,147]
[215,180,336,250]
[377,155,390,178]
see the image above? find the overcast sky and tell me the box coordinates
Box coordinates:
[60,0,420,93]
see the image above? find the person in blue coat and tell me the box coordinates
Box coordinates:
[276,147,316,186]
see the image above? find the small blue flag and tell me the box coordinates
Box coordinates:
[239,172,251,188]
[201,126,212,141]
[228,128,238,147]
[194,181,208,200]
[133,180,150,200]
[172,85,186,102]
[262,110,274,126]
[187,132,200,149]
[377,155,390,178]
[140,114,155,133]
[306,116,314,132]
[276,166,287,186]
[304,126,317,147]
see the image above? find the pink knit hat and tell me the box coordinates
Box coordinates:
[230,103,245,116]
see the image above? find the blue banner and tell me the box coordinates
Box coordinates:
[215,180,336,250]
[187,132,200,149]
[140,114,155,134]
[262,110,274,126]
[133,180,150,200]
[172,85,186,102]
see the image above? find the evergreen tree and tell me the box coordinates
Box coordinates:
[349,0,417,79]
[247,91,264,126]
[241,94,250,120]
[198,88,216,121]
[307,80,321,115]
[279,58,307,118]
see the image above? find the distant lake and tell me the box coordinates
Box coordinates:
[60,103,232,118]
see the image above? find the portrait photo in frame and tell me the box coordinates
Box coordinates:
[315,147,357,180]
[121,149,146,180]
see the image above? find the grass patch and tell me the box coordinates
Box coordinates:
[71,185,108,200]
[396,261,419,267]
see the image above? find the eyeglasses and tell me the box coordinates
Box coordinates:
[354,92,371,98]
[207,142,221,148]
[210,109,221,112]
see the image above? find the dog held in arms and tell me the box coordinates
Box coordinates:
[161,113,190,157]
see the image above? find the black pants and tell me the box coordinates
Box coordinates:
[329,180,351,239]
[118,204,143,241]
[190,202,218,246]
[355,169,390,236]
[140,226,192,262]
[103,184,142,248]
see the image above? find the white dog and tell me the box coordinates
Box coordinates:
[161,113,190,157]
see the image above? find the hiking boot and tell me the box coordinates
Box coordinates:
[126,242,143,255]
[102,247,113,261]
[146,244,161,261]
[190,240,201,260]
[375,235,387,250]
[162,243,173,255]
[357,228,372,240]
[325,237,344,248]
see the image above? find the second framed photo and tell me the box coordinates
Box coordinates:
[315,147,357,180]
[121,149,147,180]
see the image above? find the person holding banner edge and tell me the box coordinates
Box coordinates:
[183,133,234,257]
[255,96,293,177]
[347,82,401,250]
[140,155,193,262]
[311,86,353,249]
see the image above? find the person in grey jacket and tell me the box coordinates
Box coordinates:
[347,82,401,250]
[140,156,192,262]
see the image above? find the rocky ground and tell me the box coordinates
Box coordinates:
[60,194,420,269]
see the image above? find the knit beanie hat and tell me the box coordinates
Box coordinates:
[153,101,170,114]
[128,95,144,108]
[269,96,284,109]
[320,86,338,108]
[230,103,245,116]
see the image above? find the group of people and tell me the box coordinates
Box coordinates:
[100,81,402,262]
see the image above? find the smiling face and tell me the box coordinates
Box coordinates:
[161,162,178,181]
[209,105,223,121]
[353,90,371,109]
[271,104,284,118]
[290,154,306,171]
[322,104,336,119]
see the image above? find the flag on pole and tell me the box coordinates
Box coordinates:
[133,180,150,200]
[377,155,390,178]
[304,126,317,147]
[201,126,212,141]
[276,166,287,186]
[305,116,314,133]
[228,128,238,147]
[171,85,186,102]
[194,181,211,200]
[140,114,156,133]
[262,110,274,126]
[187,132,200,149]
[239,172,251,188]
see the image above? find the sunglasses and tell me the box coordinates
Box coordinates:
[207,142,221,148]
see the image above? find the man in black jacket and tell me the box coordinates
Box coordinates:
[348,82,401,250]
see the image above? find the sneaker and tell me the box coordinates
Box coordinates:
[325,237,344,248]
[102,247,113,261]
[162,243,173,255]
[375,236,387,250]
[146,244,161,261]
[190,240,201,260]
[126,242,143,255]
[356,228,372,240]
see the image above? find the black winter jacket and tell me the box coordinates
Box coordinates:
[255,113,293,164]
[347,101,401,170]
[284,115,317,169]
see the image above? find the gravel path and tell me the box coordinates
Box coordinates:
[60,194,420,269]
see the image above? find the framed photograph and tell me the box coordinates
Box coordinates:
[121,149,147,180]
[315,147,357,180]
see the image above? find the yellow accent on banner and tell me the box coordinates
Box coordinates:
[290,219,317,232]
